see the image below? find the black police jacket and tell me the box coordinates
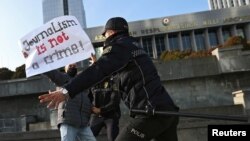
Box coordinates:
[89,76,121,118]
[64,32,178,114]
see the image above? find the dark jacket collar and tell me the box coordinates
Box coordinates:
[104,31,129,47]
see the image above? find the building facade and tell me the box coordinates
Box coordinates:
[42,0,86,28]
[208,0,250,10]
[1,4,250,136]
[42,0,88,68]
[86,5,250,59]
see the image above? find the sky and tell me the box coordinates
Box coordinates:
[0,0,209,71]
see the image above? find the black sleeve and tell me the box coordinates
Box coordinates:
[64,44,131,98]
[44,70,70,86]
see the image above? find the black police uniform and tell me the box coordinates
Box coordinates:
[64,17,179,141]
[89,76,121,141]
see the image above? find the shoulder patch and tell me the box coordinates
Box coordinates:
[102,46,112,55]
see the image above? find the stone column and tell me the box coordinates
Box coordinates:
[233,0,239,6]
[191,30,197,51]
[208,0,213,9]
[204,28,210,49]
[217,27,224,45]
[222,0,228,8]
[217,0,222,8]
[165,34,170,51]
[244,23,250,41]
[178,32,183,51]
[238,0,243,6]
[152,36,157,59]
[230,25,237,36]
[227,0,232,7]
[246,0,250,4]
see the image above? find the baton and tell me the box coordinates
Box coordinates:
[130,109,249,122]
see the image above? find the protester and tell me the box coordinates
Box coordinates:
[39,17,179,141]
[44,63,96,141]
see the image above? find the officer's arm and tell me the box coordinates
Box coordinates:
[64,45,130,98]
[44,70,70,86]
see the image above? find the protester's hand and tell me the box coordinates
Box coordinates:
[92,107,101,114]
[89,53,97,66]
[38,90,67,109]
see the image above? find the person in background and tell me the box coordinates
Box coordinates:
[39,17,179,141]
[44,63,96,141]
[88,54,121,141]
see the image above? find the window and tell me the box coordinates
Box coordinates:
[195,31,206,51]
[236,25,246,38]
[168,33,179,51]
[208,29,219,47]
[142,37,153,57]
[222,27,231,41]
[242,0,247,5]
[155,35,166,58]
[181,32,192,51]
[134,38,142,48]
[231,0,235,7]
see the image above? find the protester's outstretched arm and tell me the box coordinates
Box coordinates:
[39,90,68,108]
[44,70,70,86]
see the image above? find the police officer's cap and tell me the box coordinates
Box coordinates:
[102,17,129,36]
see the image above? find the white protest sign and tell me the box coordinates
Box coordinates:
[19,16,95,77]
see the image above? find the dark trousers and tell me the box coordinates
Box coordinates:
[115,116,179,141]
[90,115,119,141]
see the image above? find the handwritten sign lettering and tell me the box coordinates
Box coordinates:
[19,16,95,77]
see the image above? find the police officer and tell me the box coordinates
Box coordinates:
[39,17,179,141]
